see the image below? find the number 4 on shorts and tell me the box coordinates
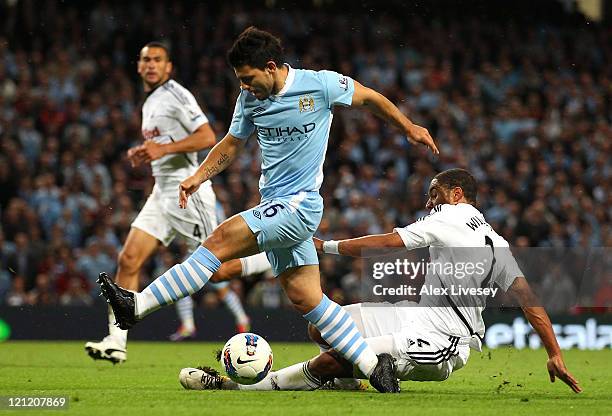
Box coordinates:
[193,224,202,239]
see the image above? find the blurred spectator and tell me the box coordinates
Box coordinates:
[59,277,93,306]
[6,232,38,288]
[76,240,116,296]
[0,0,609,309]
[6,275,28,306]
[55,258,90,298]
[0,229,16,266]
[341,259,364,305]
[28,272,58,305]
[0,271,10,303]
[593,276,612,308]
[539,264,577,314]
[248,274,290,309]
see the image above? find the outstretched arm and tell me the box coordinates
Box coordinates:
[508,277,582,393]
[351,81,439,154]
[314,232,405,257]
[179,133,246,208]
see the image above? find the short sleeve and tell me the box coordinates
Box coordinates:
[174,89,209,133]
[228,93,255,140]
[492,247,524,292]
[393,215,443,250]
[318,70,355,108]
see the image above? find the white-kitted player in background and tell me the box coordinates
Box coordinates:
[180,169,581,393]
[85,41,269,363]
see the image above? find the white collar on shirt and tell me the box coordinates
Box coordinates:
[272,64,295,98]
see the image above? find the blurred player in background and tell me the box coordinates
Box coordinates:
[98,27,438,392]
[180,169,581,394]
[85,41,267,363]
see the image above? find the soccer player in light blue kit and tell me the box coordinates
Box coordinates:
[98,27,439,393]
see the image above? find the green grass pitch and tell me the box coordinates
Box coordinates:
[0,341,610,415]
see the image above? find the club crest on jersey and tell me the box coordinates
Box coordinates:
[339,76,349,91]
[142,127,160,140]
[298,95,315,112]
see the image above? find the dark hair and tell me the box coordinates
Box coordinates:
[434,168,477,203]
[142,41,172,61]
[227,26,284,69]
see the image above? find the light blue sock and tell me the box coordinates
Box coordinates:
[135,246,221,319]
[304,295,378,377]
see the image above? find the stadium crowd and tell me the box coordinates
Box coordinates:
[0,1,610,312]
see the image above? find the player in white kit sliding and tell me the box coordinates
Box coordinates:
[85,42,269,363]
[180,169,581,394]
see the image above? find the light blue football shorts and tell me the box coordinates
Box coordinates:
[239,191,323,276]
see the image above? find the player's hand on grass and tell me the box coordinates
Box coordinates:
[313,237,324,253]
[139,139,167,162]
[179,175,202,209]
[547,354,582,393]
[406,122,439,155]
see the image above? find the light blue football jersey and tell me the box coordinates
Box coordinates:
[229,65,355,200]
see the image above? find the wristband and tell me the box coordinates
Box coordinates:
[322,240,340,255]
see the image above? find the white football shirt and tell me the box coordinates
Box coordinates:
[141,79,209,186]
[394,203,523,349]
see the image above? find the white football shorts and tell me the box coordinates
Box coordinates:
[132,182,217,247]
[344,302,471,382]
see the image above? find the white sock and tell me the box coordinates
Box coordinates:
[238,361,321,391]
[175,297,195,332]
[108,307,127,349]
[240,252,272,276]
[222,290,249,326]
[135,246,219,319]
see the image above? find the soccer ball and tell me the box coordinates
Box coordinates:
[221,332,273,385]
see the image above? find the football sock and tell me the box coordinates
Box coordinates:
[240,252,271,277]
[108,306,127,349]
[222,290,249,326]
[175,296,196,332]
[238,361,321,391]
[135,246,221,319]
[304,295,378,378]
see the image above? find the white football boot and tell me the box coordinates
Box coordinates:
[179,367,236,390]
[85,336,127,364]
